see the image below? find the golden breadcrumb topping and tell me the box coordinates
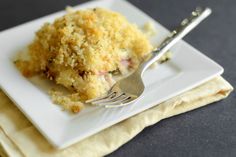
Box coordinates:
[15,8,154,113]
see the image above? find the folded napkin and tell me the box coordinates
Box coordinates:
[0,76,233,157]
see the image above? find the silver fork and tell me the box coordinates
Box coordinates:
[86,7,212,108]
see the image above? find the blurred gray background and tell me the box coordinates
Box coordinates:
[0,0,235,156]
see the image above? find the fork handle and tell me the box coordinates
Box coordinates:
[139,7,212,75]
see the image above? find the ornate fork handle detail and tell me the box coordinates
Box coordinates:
[139,7,212,74]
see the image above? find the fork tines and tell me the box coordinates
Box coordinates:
[85,91,135,108]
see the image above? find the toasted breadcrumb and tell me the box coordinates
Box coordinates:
[143,22,156,37]
[65,6,75,13]
[15,8,155,113]
[49,90,84,113]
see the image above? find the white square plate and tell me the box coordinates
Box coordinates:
[0,0,223,149]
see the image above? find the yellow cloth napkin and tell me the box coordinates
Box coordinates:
[0,76,233,157]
